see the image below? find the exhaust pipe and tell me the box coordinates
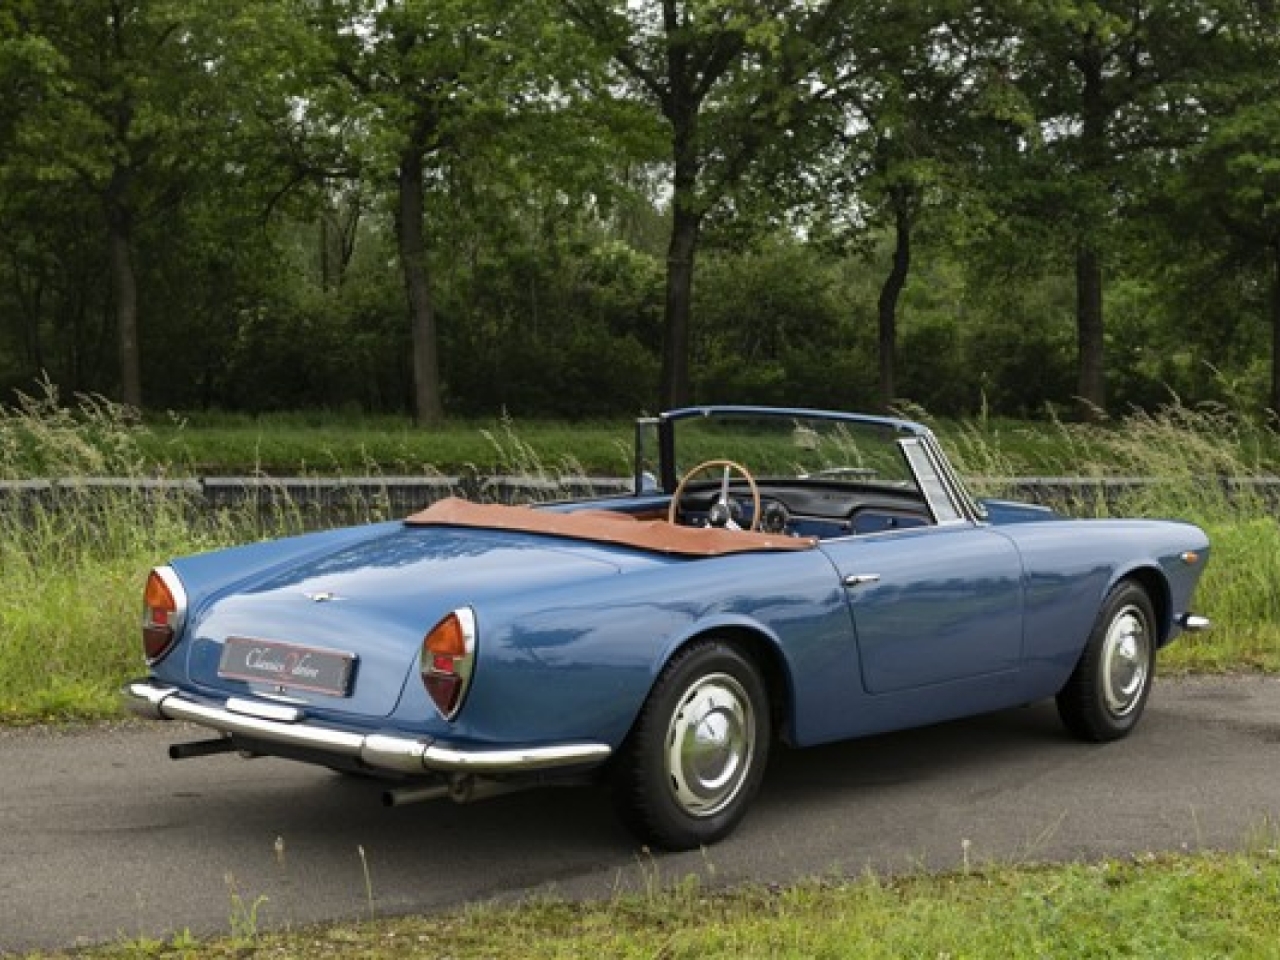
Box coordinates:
[168,737,239,760]
[382,782,451,807]
[382,775,528,807]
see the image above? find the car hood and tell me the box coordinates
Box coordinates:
[176,524,636,720]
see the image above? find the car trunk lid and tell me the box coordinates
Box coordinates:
[178,524,628,720]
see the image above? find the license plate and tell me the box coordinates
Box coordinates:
[218,637,355,697]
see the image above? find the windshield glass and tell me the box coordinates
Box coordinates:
[668,410,919,491]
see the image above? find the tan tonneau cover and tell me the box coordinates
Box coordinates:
[405,497,817,557]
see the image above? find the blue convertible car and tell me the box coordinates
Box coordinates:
[127,406,1211,849]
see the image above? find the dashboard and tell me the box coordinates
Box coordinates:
[674,482,932,539]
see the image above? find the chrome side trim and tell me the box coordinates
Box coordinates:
[124,681,612,775]
[1178,614,1212,632]
[227,697,302,723]
[923,433,988,522]
[899,437,970,527]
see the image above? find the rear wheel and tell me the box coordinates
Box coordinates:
[612,640,770,850]
[1057,581,1157,742]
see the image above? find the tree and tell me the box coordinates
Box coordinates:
[1000,0,1235,415]
[562,0,851,408]
[302,0,569,425]
[1143,5,1280,414]
[1,0,224,408]
[803,0,1009,411]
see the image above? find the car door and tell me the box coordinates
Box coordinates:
[820,524,1026,694]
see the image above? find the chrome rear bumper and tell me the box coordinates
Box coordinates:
[1178,613,1212,632]
[125,680,611,776]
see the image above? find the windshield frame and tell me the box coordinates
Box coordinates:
[640,405,985,525]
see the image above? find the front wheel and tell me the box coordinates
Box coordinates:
[1056,581,1157,742]
[612,640,770,850]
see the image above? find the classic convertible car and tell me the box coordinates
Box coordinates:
[127,406,1211,849]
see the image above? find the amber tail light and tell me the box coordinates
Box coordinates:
[420,608,476,720]
[143,567,187,664]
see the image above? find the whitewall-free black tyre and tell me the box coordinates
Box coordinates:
[612,640,770,850]
[1056,581,1157,742]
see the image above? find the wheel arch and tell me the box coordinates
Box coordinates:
[637,622,795,748]
[1115,564,1172,645]
[707,624,794,743]
[609,622,783,849]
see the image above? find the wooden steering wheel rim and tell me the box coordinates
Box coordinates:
[667,459,762,532]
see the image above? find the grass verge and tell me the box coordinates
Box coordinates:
[15,849,1280,959]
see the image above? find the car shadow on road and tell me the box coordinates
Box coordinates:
[137,694,1126,927]
[761,698,1073,799]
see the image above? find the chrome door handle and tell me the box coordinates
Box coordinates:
[843,573,881,587]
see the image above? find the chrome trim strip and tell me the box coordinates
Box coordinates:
[921,433,987,523]
[124,681,611,775]
[227,697,302,723]
[899,438,968,526]
[1179,614,1212,632]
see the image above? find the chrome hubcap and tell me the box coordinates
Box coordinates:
[665,673,755,818]
[1101,606,1149,717]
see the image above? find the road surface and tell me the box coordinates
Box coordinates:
[2,676,1278,953]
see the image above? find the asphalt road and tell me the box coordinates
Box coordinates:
[3,676,1279,954]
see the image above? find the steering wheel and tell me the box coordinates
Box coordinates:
[667,459,761,532]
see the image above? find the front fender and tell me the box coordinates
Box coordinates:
[997,518,1210,693]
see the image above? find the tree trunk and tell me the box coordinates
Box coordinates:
[1075,242,1105,417]
[106,189,142,410]
[1074,48,1108,419]
[661,202,699,410]
[12,256,47,374]
[1270,238,1280,417]
[659,83,703,412]
[320,210,334,293]
[396,148,444,425]
[103,4,142,410]
[876,187,912,412]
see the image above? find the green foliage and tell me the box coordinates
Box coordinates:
[0,388,232,720]
[1170,518,1280,673]
[1,0,1279,419]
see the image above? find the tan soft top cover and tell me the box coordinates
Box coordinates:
[405,497,817,557]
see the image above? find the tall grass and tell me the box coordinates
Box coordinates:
[948,402,1278,516]
[0,380,150,479]
[0,385,248,720]
[1,391,1277,721]
[1174,518,1280,671]
[946,402,1280,671]
[139,410,636,477]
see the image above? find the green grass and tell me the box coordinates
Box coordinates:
[16,850,1280,958]
[138,411,637,477]
[131,407,1280,478]
[0,490,248,723]
[1166,518,1280,673]
[5,382,1280,479]
[3,386,1280,723]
